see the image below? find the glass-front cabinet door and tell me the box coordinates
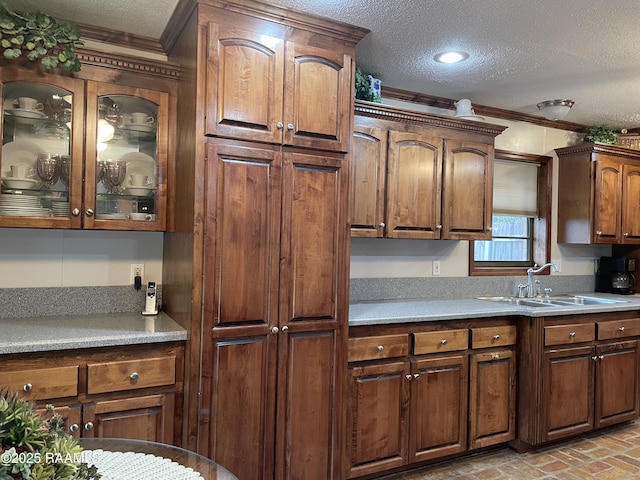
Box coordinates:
[0,71,85,228]
[84,82,168,230]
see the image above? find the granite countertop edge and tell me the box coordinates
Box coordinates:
[348,294,640,327]
[1,312,187,355]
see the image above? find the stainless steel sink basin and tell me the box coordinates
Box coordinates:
[476,294,629,308]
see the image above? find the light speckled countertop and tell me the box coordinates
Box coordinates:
[349,293,640,326]
[1,312,187,354]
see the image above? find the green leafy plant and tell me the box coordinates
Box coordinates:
[0,4,83,72]
[583,124,618,144]
[0,389,100,480]
[354,67,381,103]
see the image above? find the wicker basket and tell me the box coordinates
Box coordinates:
[617,134,640,150]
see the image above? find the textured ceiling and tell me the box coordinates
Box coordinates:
[6,0,640,129]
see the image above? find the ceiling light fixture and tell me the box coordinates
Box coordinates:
[434,51,469,64]
[537,99,575,121]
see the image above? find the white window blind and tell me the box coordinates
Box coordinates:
[493,159,539,217]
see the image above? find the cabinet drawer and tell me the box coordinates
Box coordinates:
[597,318,640,340]
[544,323,595,346]
[0,366,78,400]
[413,329,469,355]
[87,356,176,394]
[348,334,409,362]
[471,325,516,349]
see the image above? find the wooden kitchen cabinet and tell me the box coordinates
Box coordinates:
[351,103,505,240]
[517,312,640,450]
[162,2,366,478]
[0,52,176,231]
[556,143,640,244]
[346,321,515,478]
[206,23,352,152]
[0,342,184,445]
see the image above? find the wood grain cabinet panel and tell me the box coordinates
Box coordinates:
[348,334,409,362]
[597,318,640,340]
[544,323,595,346]
[86,356,176,394]
[469,349,516,449]
[0,366,78,400]
[413,329,469,354]
[556,144,640,244]
[347,361,410,479]
[471,325,516,349]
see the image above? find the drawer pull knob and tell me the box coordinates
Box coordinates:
[440,339,447,345]
[23,383,32,393]
[619,326,625,332]
[569,332,576,338]
[69,424,79,433]
[84,422,94,431]
[492,354,500,360]
[493,334,500,340]
[377,345,384,352]
[130,372,139,381]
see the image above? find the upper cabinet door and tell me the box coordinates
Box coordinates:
[206,23,351,152]
[442,140,493,240]
[621,164,640,244]
[206,24,285,144]
[0,70,85,229]
[593,156,622,244]
[283,42,351,152]
[386,131,442,239]
[85,81,169,231]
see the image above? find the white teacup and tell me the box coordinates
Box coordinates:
[130,112,154,125]
[10,164,34,178]
[129,174,149,186]
[18,97,43,111]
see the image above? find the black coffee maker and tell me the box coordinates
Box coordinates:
[595,256,637,295]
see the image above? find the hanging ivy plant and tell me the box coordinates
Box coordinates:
[0,4,83,72]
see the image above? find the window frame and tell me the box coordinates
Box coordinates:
[469,150,552,276]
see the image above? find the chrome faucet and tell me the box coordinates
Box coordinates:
[521,262,559,298]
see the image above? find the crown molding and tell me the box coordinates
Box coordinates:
[381,85,587,133]
[75,47,180,79]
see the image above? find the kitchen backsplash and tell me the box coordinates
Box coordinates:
[0,285,161,318]
[350,275,595,302]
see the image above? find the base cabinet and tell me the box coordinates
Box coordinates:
[0,343,184,445]
[346,323,516,479]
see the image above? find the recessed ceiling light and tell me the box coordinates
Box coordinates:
[434,51,470,64]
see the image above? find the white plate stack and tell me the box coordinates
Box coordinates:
[0,194,50,217]
[52,201,70,217]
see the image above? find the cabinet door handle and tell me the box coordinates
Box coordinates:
[599,355,604,360]
[287,123,294,131]
[493,334,500,340]
[276,122,284,130]
[624,232,630,237]
[85,209,94,217]
[270,326,279,334]
[378,222,385,228]
[592,356,598,361]
[440,339,447,345]
[492,354,500,360]
[23,383,33,393]
[405,374,412,381]
[413,373,420,379]
[376,345,384,352]
[129,372,139,381]
[487,226,492,231]
[569,332,576,337]
[69,424,79,433]
[72,208,80,217]
[281,325,289,333]
[619,326,625,332]
[596,230,602,236]
[84,422,94,431]
[436,224,443,230]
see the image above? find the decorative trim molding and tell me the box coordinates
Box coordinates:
[78,24,166,55]
[555,142,640,159]
[76,48,180,79]
[382,85,588,133]
[355,99,507,136]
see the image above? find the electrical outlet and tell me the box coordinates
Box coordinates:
[131,263,144,283]
[432,260,441,276]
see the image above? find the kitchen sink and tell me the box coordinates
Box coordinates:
[476,294,629,308]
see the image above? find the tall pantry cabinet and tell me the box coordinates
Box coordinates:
[160,1,368,479]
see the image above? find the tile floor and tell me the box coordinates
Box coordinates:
[377,421,640,479]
